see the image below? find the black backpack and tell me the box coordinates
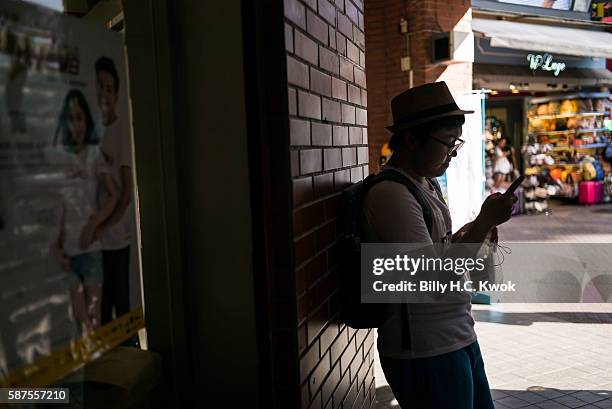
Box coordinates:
[338,168,442,336]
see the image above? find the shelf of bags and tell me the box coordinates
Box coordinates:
[530,128,608,136]
[551,143,610,151]
[527,112,606,121]
[527,166,570,172]
[529,92,611,104]
[533,163,582,168]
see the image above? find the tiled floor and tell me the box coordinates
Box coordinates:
[375,202,612,408]
[375,303,612,408]
[499,202,612,243]
[477,303,612,409]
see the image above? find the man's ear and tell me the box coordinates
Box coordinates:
[404,129,419,151]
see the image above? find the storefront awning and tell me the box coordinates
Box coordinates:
[474,63,612,88]
[472,18,612,59]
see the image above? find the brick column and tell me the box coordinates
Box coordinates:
[365,0,472,173]
[284,0,375,408]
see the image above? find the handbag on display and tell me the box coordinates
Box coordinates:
[583,162,597,181]
[527,175,539,186]
[530,119,548,131]
[582,135,595,144]
[547,184,560,196]
[537,104,549,116]
[577,99,592,112]
[534,200,548,212]
[560,99,578,114]
[548,101,560,115]
[578,117,596,129]
[561,170,570,182]
[535,187,549,198]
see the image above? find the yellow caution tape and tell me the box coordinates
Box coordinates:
[0,307,145,388]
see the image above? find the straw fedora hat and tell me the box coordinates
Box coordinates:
[386,81,474,133]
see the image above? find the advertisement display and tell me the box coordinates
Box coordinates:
[0,0,143,387]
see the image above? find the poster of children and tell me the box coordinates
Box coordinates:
[0,0,142,384]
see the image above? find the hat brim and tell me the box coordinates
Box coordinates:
[385,109,475,133]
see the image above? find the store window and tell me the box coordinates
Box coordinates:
[0,0,154,406]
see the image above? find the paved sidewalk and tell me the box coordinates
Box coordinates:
[375,202,612,408]
[375,304,612,409]
[477,303,612,409]
[499,202,612,243]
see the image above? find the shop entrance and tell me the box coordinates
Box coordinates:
[484,89,612,239]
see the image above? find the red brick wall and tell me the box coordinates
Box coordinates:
[284,0,375,408]
[364,0,472,173]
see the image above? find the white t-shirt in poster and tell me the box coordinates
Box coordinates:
[61,145,109,256]
[98,114,134,251]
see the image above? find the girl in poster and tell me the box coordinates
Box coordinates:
[51,89,118,335]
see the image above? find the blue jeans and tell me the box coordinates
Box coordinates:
[379,341,495,409]
[70,251,104,286]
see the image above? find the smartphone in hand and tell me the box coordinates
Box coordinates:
[504,175,525,197]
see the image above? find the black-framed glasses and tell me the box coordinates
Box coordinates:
[430,136,465,157]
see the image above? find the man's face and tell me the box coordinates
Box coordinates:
[96,70,118,118]
[413,126,463,177]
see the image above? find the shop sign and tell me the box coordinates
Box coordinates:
[526,53,566,76]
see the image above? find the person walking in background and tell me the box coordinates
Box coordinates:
[51,89,118,334]
[93,56,135,324]
[493,137,513,188]
[505,138,520,179]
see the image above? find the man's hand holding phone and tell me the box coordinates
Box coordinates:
[478,193,515,228]
[452,175,521,247]
[478,175,522,229]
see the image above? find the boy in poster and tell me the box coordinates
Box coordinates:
[93,56,134,325]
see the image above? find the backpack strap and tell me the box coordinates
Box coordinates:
[363,168,435,236]
[428,177,444,202]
